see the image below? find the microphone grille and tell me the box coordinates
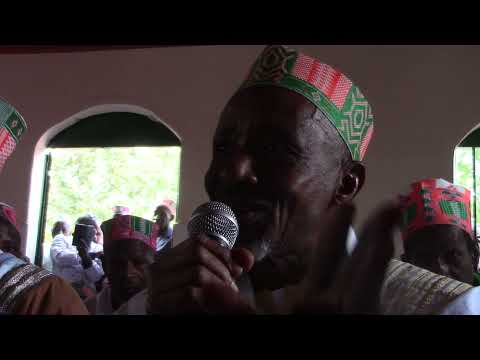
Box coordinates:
[187,201,239,249]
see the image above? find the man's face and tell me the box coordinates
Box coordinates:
[205,86,345,259]
[0,220,21,257]
[64,223,71,236]
[404,225,476,284]
[104,239,155,307]
[94,223,103,245]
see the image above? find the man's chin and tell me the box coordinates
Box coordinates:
[235,227,271,262]
[120,287,144,301]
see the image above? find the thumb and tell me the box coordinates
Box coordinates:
[202,282,256,315]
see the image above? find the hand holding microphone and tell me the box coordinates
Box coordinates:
[147,201,255,314]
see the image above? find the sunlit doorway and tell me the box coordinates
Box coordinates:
[34,110,181,268]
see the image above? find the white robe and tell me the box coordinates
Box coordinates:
[438,287,480,315]
[50,233,104,288]
[94,286,147,315]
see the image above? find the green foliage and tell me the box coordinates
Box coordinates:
[44,147,181,244]
[454,147,480,233]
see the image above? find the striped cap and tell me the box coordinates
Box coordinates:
[101,215,157,249]
[0,98,27,172]
[240,45,374,161]
[0,202,17,231]
[401,178,473,240]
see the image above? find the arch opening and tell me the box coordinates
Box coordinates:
[27,105,182,266]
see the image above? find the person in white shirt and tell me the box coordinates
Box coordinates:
[153,201,175,253]
[50,215,104,300]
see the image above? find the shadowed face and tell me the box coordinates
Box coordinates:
[205,86,365,260]
[403,224,478,285]
[104,239,155,310]
[0,218,21,257]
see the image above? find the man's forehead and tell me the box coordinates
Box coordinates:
[410,225,468,249]
[217,87,315,134]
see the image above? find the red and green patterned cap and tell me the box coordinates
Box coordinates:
[0,202,18,231]
[101,215,158,249]
[240,45,374,162]
[0,98,27,173]
[400,178,473,240]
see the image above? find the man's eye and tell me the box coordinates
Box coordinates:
[262,143,281,154]
[445,250,463,263]
[214,143,228,153]
[451,250,463,258]
[266,144,279,152]
[262,143,299,160]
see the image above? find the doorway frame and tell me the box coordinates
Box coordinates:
[26,104,181,262]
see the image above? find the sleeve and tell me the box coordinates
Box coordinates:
[89,242,103,253]
[84,258,104,284]
[438,287,480,315]
[50,236,81,267]
[11,276,89,315]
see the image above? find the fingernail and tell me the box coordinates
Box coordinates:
[230,279,239,292]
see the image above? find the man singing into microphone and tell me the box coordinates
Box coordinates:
[145,45,393,315]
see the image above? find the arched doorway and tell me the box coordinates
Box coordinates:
[453,125,480,240]
[28,106,181,267]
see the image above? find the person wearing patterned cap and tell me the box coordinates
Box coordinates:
[0,99,88,314]
[147,45,386,315]
[400,178,479,285]
[0,202,23,260]
[377,178,480,315]
[0,204,88,314]
[93,215,157,314]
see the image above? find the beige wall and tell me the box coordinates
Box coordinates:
[0,45,479,257]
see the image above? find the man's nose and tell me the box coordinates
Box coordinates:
[126,261,141,277]
[225,151,258,186]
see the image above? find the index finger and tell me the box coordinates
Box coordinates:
[303,203,354,296]
[339,201,401,314]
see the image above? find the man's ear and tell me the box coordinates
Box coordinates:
[334,162,366,205]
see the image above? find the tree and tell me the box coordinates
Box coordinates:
[44,146,181,244]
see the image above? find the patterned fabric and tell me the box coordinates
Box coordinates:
[113,206,130,216]
[400,178,473,240]
[102,215,157,249]
[240,45,374,161]
[380,259,472,315]
[0,262,54,313]
[0,98,27,173]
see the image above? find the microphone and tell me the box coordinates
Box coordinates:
[187,201,239,249]
[187,202,255,302]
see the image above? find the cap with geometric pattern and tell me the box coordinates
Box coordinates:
[239,45,374,161]
[101,215,158,249]
[0,202,17,231]
[113,205,130,216]
[400,178,473,240]
[0,98,27,173]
